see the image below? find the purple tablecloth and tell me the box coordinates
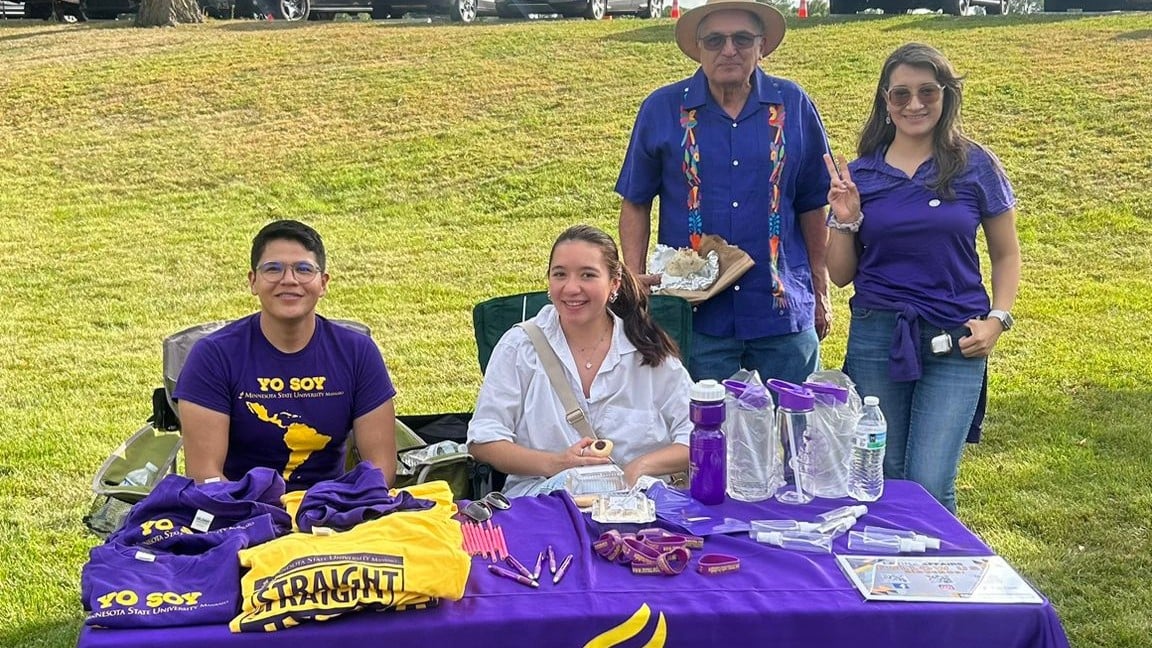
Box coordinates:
[77,480,1070,648]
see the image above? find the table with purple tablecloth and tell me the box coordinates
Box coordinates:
[77,479,1070,648]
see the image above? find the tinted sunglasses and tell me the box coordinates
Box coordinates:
[462,492,512,522]
[884,84,945,108]
[698,32,762,52]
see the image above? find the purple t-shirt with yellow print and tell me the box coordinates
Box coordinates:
[173,314,396,491]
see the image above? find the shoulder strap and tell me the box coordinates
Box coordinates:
[517,322,598,440]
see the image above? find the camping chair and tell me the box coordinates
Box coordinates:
[467,290,694,493]
[83,319,473,538]
[472,291,693,373]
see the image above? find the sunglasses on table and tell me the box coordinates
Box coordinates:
[697,32,762,52]
[462,491,512,523]
[255,260,323,283]
[884,84,945,108]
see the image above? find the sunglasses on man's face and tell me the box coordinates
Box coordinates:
[697,32,762,52]
[884,84,945,108]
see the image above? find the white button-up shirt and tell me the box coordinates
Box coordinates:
[467,305,693,497]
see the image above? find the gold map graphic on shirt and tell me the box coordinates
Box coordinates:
[246,402,332,480]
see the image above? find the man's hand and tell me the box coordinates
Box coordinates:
[637,273,662,291]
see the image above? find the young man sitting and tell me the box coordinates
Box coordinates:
[174,220,397,490]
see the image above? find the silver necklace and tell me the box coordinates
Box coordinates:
[577,329,610,370]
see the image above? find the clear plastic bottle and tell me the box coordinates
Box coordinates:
[847,530,926,554]
[689,380,727,505]
[121,461,160,488]
[753,530,832,554]
[862,525,941,550]
[848,396,886,502]
[766,379,816,505]
[723,379,777,502]
[748,519,823,536]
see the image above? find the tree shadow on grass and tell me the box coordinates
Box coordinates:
[1114,28,1152,40]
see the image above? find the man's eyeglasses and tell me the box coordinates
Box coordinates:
[255,261,323,284]
[884,84,945,108]
[698,32,762,52]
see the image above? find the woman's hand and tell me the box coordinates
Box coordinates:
[823,153,861,224]
[958,318,1003,358]
[557,438,612,473]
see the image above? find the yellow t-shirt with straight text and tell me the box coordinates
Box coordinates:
[230,481,468,632]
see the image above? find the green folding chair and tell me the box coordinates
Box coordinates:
[471,291,693,375]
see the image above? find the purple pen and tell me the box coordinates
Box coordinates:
[548,545,557,575]
[505,554,536,581]
[487,564,539,589]
[532,550,545,580]
[552,554,573,585]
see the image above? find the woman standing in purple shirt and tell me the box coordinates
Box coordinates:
[824,43,1021,513]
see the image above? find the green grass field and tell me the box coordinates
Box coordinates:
[2,10,1151,647]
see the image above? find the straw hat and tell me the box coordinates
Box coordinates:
[674,0,787,63]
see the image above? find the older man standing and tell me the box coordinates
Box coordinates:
[616,0,832,385]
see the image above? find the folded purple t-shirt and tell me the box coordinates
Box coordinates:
[296,461,434,532]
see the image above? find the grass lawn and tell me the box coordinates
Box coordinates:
[2,10,1151,648]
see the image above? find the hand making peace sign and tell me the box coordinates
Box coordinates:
[823,153,862,226]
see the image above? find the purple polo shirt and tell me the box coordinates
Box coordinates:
[848,145,1015,380]
[616,67,831,339]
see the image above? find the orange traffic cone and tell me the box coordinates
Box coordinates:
[670,0,680,19]
[798,0,808,18]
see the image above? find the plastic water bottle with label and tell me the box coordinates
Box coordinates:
[848,396,886,502]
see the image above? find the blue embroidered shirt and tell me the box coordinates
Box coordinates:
[616,67,831,339]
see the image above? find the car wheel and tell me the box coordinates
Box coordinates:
[583,0,604,19]
[451,0,476,21]
[986,0,1006,14]
[943,0,969,15]
[277,0,308,20]
[640,0,660,18]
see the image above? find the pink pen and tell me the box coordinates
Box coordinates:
[496,525,510,561]
[461,523,474,554]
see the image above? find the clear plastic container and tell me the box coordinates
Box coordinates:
[563,464,626,496]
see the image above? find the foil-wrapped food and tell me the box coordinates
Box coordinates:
[648,245,720,292]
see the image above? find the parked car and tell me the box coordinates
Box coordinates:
[1045,0,1152,9]
[19,0,90,19]
[1,0,25,17]
[255,0,660,22]
[829,0,1007,14]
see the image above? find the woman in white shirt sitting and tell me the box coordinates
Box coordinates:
[467,224,693,497]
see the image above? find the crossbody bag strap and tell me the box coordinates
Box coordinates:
[517,322,598,440]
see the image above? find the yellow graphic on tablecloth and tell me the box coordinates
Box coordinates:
[246,402,331,480]
[584,603,667,648]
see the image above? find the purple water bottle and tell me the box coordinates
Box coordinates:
[689,379,727,505]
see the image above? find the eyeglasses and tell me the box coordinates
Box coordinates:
[255,260,323,284]
[698,32,762,52]
[884,84,945,108]
[462,491,512,523]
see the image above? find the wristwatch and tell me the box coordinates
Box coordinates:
[987,309,1014,331]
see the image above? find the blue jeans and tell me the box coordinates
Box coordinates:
[690,328,820,386]
[842,307,986,514]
